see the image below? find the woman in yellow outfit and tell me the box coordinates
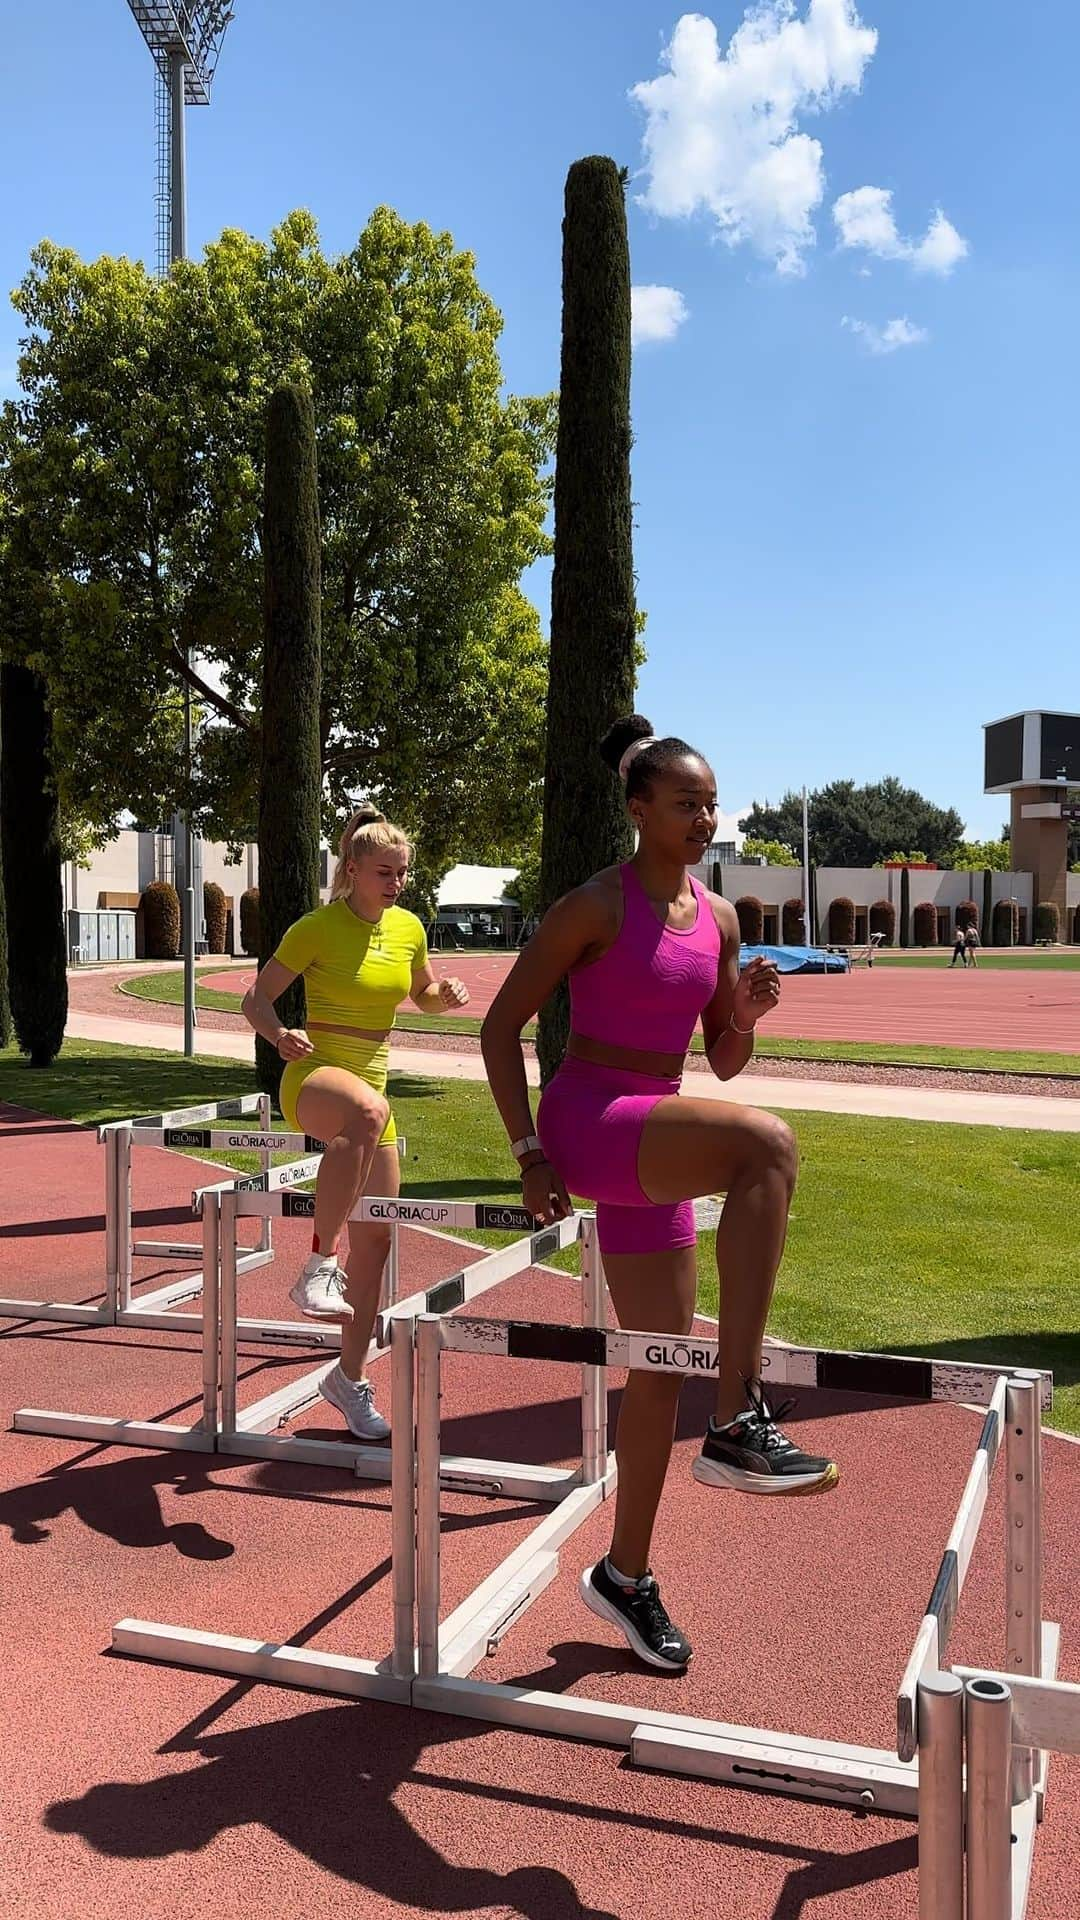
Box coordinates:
[242,806,468,1439]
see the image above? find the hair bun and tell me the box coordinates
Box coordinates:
[352,804,386,827]
[598,714,654,775]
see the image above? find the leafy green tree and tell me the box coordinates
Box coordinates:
[0,662,67,1065]
[537,159,636,1084]
[256,387,322,1102]
[505,835,542,920]
[946,839,1011,872]
[741,779,964,868]
[741,837,799,867]
[0,209,553,869]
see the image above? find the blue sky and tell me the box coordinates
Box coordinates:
[2,1,1077,840]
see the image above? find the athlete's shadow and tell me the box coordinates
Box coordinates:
[45,1698,619,1919]
[0,1450,233,1560]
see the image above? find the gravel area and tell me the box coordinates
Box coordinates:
[66,966,1079,1098]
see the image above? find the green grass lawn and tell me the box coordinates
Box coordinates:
[3,1037,1078,1434]
[875,950,1080,970]
[116,969,1080,1078]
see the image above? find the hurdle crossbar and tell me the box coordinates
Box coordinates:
[218,1191,585,1493]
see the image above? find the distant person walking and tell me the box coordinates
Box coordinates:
[949,926,967,968]
[964,923,980,969]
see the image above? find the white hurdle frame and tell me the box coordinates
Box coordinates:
[0,1093,269,1331]
[113,1209,610,1698]
[10,1142,399,1452]
[111,1305,1077,1915]
[216,1190,592,1501]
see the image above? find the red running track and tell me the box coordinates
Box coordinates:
[200,955,1080,1054]
[1,1104,1078,1918]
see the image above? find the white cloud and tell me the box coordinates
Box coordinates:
[631,284,690,344]
[631,4,878,277]
[833,187,969,274]
[842,314,929,355]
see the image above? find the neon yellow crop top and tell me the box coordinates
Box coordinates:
[273,899,429,1030]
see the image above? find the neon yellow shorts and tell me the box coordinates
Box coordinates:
[279,1034,396,1146]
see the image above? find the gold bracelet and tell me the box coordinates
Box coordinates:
[728,1014,755,1036]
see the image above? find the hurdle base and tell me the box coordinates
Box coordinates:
[411,1676,919,1818]
[0,1298,112,1327]
[630,1723,917,1815]
[13,1410,214,1452]
[112,1619,410,1704]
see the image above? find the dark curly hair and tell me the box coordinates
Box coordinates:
[598,714,705,800]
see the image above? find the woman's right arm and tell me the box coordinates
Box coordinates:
[241,957,314,1063]
[481,886,609,1223]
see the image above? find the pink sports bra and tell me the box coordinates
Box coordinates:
[569,864,722,1055]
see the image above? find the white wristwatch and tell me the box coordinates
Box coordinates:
[510,1133,543,1162]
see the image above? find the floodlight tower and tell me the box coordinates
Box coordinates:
[125,4,236,1054]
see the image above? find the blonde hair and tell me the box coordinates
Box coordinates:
[330,805,412,900]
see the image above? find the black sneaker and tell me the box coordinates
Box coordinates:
[692,1379,839,1496]
[579,1559,692,1670]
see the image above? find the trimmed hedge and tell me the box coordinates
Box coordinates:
[203,881,228,954]
[828,896,856,945]
[982,868,993,943]
[1034,901,1059,943]
[912,900,938,946]
[869,898,896,945]
[240,886,260,956]
[992,899,1019,946]
[782,897,806,945]
[956,899,979,932]
[141,881,181,959]
[735,895,764,944]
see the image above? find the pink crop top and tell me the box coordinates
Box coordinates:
[569,864,722,1054]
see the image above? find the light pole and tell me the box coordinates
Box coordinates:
[125,4,236,1055]
[801,785,811,948]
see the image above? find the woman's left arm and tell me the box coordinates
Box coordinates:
[410,959,470,1015]
[700,897,781,1082]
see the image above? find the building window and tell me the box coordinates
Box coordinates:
[155,832,174,887]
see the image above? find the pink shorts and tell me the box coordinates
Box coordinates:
[537,1055,696,1257]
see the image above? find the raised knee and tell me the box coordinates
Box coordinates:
[763,1117,799,1192]
[342,1094,389,1146]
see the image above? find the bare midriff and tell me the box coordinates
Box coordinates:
[566,1030,685,1080]
[306,1019,392,1043]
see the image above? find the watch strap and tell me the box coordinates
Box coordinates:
[510,1133,542,1161]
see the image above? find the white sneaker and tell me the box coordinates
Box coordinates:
[288,1255,353,1320]
[319,1364,391,1441]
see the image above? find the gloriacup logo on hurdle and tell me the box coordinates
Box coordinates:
[629,1335,720,1374]
[367,1200,454,1225]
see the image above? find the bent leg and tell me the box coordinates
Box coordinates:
[294,1068,391,1259]
[340,1142,401,1381]
[636,1098,798,1424]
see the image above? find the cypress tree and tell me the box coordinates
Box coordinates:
[0,696,9,1048]
[0,662,67,1065]
[899,866,911,948]
[537,157,637,1084]
[982,867,993,946]
[256,385,323,1101]
[0,852,9,1048]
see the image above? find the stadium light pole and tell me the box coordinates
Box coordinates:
[125,4,236,1055]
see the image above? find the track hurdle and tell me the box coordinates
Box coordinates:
[9,1138,399,1450]
[114,1207,612,1694]
[214,1189,592,1502]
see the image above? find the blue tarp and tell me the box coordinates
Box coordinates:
[738,943,850,975]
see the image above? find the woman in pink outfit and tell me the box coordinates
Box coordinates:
[482,715,838,1671]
